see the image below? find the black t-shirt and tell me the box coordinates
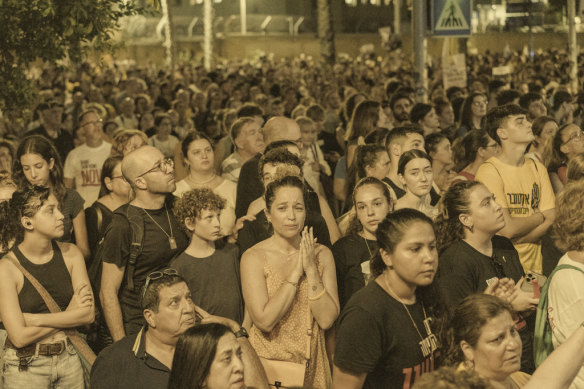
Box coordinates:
[237,210,332,256]
[332,234,377,309]
[85,201,114,259]
[235,154,263,219]
[335,281,440,389]
[438,236,524,307]
[101,203,188,331]
[170,243,244,324]
[383,177,406,199]
[27,126,74,163]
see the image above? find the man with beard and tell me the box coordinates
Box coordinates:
[390,93,413,127]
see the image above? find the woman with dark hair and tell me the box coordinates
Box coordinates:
[542,123,584,193]
[241,175,339,388]
[436,181,539,373]
[333,177,392,309]
[451,130,499,184]
[394,150,439,219]
[333,208,446,388]
[0,186,94,388]
[425,132,454,195]
[168,323,244,389]
[13,135,90,259]
[457,93,488,138]
[344,145,390,209]
[442,293,584,389]
[175,132,236,237]
[0,138,15,174]
[149,114,179,158]
[344,100,390,168]
[85,155,130,256]
[525,117,558,164]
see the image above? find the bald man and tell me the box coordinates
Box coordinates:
[235,116,303,218]
[99,146,189,344]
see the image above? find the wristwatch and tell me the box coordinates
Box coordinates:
[234,327,249,339]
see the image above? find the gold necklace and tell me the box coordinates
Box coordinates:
[141,204,177,249]
[187,173,216,187]
[382,273,438,359]
[361,234,373,258]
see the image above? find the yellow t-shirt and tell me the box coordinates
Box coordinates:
[475,157,555,273]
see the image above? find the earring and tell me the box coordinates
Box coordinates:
[465,224,474,233]
[464,359,475,370]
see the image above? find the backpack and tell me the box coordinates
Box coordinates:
[88,203,144,300]
[533,264,584,367]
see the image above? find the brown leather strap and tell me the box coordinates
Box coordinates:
[6,253,96,364]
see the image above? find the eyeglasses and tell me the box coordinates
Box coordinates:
[484,143,500,149]
[111,175,125,181]
[472,100,487,107]
[137,157,174,177]
[562,131,584,145]
[81,119,103,128]
[141,268,179,302]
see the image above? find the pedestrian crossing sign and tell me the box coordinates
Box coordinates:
[432,0,472,37]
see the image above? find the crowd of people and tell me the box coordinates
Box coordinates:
[1,46,584,389]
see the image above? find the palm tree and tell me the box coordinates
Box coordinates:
[317,0,335,65]
[204,0,214,71]
[160,0,175,75]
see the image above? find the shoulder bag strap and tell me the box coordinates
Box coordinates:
[6,253,97,364]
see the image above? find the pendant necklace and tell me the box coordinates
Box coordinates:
[142,204,177,249]
[383,274,438,359]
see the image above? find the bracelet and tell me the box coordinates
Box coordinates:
[284,279,298,288]
[309,288,327,301]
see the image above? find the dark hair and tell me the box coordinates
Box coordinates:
[13,135,66,203]
[345,100,381,142]
[229,117,257,146]
[389,93,413,111]
[552,91,572,111]
[519,92,544,110]
[345,145,388,206]
[264,140,298,155]
[346,177,392,237]
[264,175,306,213]
[434,181,482,254]
[459,93,487,131]
[0,185,51,249]
[99,156,124,197]
[531,116,556,139]
[306,104,325,122]
[174,188,226,235]
[434,98,452,116]
[342,93,367,123]
[258,148,304,181]
[385,125,424,151]
[168,323,233,389]
[424,133,448,156]
[397,149,432,176]
[442,294,513,366]
[410,103,433,124]
[542,123,574,171]
[181,132,214,161]
[141,271,186,311]
[154,113,171,127]
[496,89,521,106]
[452,130,490,172]
[484,104,527,145]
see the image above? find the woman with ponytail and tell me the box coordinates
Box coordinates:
[451,130,499,185]
[436,181,539,373]
[333,209,447,389]
[0,186,94,388]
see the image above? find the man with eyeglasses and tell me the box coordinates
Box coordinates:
[100,146,189,344]
[235,116,303,219]
[91,270,268,389]
[476,104,556,274]
[63,109,112,207]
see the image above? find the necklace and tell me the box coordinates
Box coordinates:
[361,234,373,258]
[142,204,177,249]
[271,237,299,261]
[382,273,438,359]
[187,173,216,187]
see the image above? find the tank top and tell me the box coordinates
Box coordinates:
[14,241,74,314]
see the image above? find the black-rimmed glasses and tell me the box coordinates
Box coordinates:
[137,157,174,177]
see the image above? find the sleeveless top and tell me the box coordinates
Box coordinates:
[249,248,331,388]
[14,241,74,314]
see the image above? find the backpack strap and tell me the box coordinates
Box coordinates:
[124,205,144,292]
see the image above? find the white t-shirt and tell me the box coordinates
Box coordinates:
[548,253,584,389]
[63,141,112,208]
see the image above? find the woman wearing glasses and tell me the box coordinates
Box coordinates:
[241,175,339,388]
[436,181,539,373]
[174,132,236,238]
[543,123,584,193]
[13,135,90,260]
[0,185,94,388]
[457,93,488,138]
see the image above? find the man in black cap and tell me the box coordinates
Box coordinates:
[27,101,74,162]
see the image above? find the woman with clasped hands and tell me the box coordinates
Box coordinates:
[241,175,340,388]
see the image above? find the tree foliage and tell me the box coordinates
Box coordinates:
[0,0,148,113]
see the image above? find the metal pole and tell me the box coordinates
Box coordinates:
[204,0,213,71]
[240,0,247,35]
[568,0,578,94]
[413,0,427,103]
[393,0,400,35]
